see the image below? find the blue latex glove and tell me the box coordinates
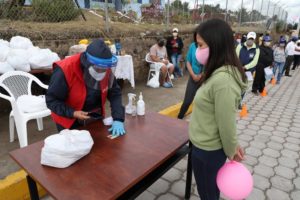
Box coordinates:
[108,121,126,137]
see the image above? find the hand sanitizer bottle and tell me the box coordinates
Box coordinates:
[137,92,145,116]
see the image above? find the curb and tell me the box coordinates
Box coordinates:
[0,102,193,200]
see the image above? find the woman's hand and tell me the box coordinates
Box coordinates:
[192,73,202,82]
[73,111,90,120]
[232,145,245,162]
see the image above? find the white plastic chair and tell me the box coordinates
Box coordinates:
[145,53,173,86]
[0,71,51,147]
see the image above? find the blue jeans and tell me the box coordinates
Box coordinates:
[192,145,227,200]
[171,53,182,76]
[273,61,285,83]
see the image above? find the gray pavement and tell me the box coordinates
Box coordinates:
[4,68,300,200]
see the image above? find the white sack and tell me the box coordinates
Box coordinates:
[147,71,160,88]
[8,49,28,60]
[0,39,9,47]
[68,44,87,56]
[10,36,33,49]
[29,49,60,69]
[27,46,40,59]
[7,56,30,72]
[16,95,48,113]
[41,129,94,168]
[264,67,273,81]
[0,44,10,62]
[0,62,14,74]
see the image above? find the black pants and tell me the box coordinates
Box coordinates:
[178,76,200,119]
[292,55,300,70]
[252,65,265,93]
[284,56,294,75]
[192,145,227,200]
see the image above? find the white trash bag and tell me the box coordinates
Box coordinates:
[0,62,14,74]
[10,36,33,49]
[0,39,9,47]
[0,44,10,62]
[16,95,48,113]
[264,67,273,81]
[41,129,94,168]
[147,71,160,88]
[29,49,60,69]
[7,55,30,72]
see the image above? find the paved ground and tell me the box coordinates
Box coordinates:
[3,68,300,200]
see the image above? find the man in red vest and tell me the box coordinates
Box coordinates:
[46,39,125,136]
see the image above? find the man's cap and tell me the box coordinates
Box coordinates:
[292,36,298,42]
[172,28,179,33]
[279,37,286,43]
[247,32,256,40]
[85,39,117,68]
[263,35,272,42]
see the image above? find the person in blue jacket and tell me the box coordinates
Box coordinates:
[178,31,203,119]
[46,39,125,136]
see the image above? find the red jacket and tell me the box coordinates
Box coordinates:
[51,54,111,128]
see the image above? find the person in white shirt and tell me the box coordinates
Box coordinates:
[292,39,300,70]
[284,36,298,76]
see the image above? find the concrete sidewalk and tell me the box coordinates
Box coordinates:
[2,67,300,200]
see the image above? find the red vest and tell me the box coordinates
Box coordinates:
[51,54,111,128]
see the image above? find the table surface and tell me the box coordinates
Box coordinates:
[10,112,188,200]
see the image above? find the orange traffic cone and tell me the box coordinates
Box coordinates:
[240,104,248,118]
[260,87,267,97]
[271,77,276,85]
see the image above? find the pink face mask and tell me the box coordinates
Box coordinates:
[196,47,209,66]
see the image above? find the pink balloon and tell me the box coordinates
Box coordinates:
[217,161,253,200]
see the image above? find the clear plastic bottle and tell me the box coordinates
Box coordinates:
[131,97,137,117]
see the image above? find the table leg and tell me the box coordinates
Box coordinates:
[26,175,40,200]
[185,141,192,200]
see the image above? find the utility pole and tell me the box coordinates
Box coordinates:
[259,0,263,21]
[105,0,109,33]
[238,0,244,30]
[297,15,300,35]
[167,0,170,30]
[201,0,205,23]
[250,0,255,22]
[272,3,277,18]
[266,0,270,18]
[225,0,228,22]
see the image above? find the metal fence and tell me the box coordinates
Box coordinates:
[0,0,291,35]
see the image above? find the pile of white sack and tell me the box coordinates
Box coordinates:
[0,36,60,74]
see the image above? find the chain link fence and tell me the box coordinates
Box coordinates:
[0,0,291,39]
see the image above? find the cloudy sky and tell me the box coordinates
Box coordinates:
[181,0,299,23]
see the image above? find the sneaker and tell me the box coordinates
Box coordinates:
[163,82,172,88]
[285,74,292,77]
[276,81,280,84]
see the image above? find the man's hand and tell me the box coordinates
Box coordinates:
[162,59,169,65]
[73,111,90,120]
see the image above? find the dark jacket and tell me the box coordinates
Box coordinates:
[166,36,184,59]
[46,53,124,128]
[258,46,274,68]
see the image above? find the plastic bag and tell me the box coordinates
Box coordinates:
[68,44,87,56]
[16,95,48,113]
[0,39,9,47]
[41,129,94,168]
[29,49,60,69]
[0,44,10,62]
[147,71,160,88]
[0,62,14,74]
[10,36,33,49]
[264,67,273,81]
[7,56,30,72]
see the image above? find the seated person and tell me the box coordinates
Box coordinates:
[149,37,174,88]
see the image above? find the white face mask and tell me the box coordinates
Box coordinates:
[173,32,178,37]
[88,67,106,81]
[264,42,271,47]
